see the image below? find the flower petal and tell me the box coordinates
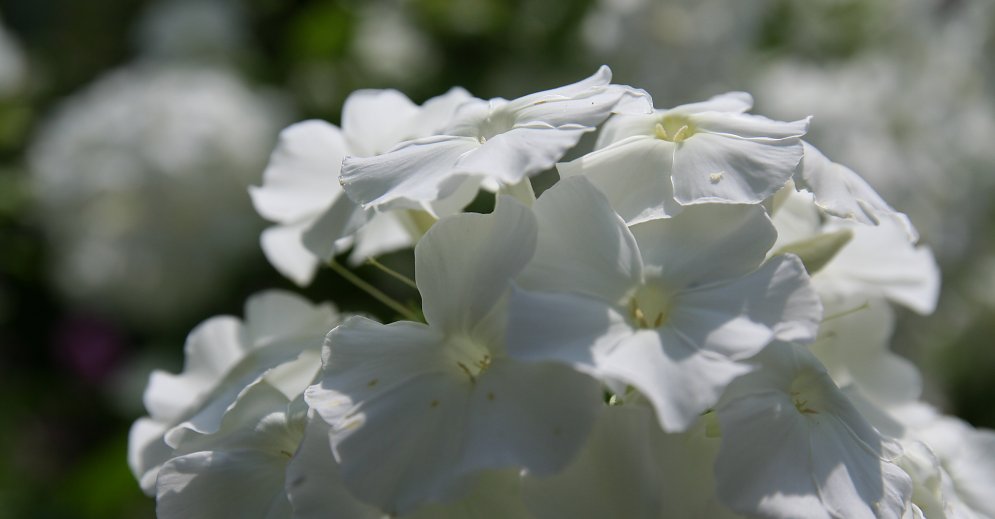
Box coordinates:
[673,254,822,349]
[341,89,421,156]
[416,196,537,334]
[250,120,348,224]
[285,413,383,519]
[340,135,480,210]
[506,287,633,369]
[671,131,803,205]
[691,112,809,140]
[454,124,591,185]
[715,342,913,519]
[599,329,754,432]
[260,221,322,286]
[519,176,642,302]
[460,360,602,477]
[301,192,370,262]
[156,451,293,519]
[816,218,939,315]
[629,204,777,289]
[558,136,683,223]
[796,142,917,241]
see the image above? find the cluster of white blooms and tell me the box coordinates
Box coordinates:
[130,66,995,518]
[29,64,287,325]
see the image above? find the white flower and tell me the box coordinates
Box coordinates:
[339,65,652,212]
[796,142,917,241]
[250,87,471,285]
[29,64,287,324]
[128,290,338,495]
[154,380,385,519]
[557,91,808,224]
[812,299,922,408]
[714,341,913,519]
[507,177,822,431]
[305,197,602,514]
[770,188,939,315]
[889,404,995,519]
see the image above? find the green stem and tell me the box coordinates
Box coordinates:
[366,257,418,290]
[328,261,420,321]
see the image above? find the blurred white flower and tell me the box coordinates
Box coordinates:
[352,3,438,84]
[0,16,26,96]
[29,64,288,325]
[135,0,249,62]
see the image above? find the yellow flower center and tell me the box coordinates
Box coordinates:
[445,335,492,384]
[628,283,674,329]
[654,114,696,143]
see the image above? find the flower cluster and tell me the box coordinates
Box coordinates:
[129,66,994,518]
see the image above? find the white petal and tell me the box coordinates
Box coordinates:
[340,135,479,210]
[715,342,912,519]
[913,415,995,517]
[455,124,591,185]
[156,382,301,519]
[144,316,248,421]
[506,287,634,369]
[301,192,370,262]
[406,471,533,519]
[816,219,940,315]
[674,254,823,348]
[670,91,754,116]
[341,89,421,156]
[691,112,809,140]
[285,413,383,519]
[595,113,659,149]
[717,390,832,519]
[796,142,917,241]
[250,120,348,224]
[558,136,684,223]
[519,176,642,302]
[347,211,418,264]
[459,360,603,477]
[260,221,322,286]
[771,188,823,250]
[504,65,618,126]
[415,196,537,334]
[243,290,337,346]
[594,92,754,150]
[156,450,293,519]
[672,131,803,205]
[407,86,475,137]
[305,318,472,513]
[162,294,334,445]
[510,76,649,128]
[306,317,451,429]
[524,405,738,519]
[129,418,172,495]
[630,204,777,289]
[521,405,665,519]
[599,329,754,432]
[813,299,922,407]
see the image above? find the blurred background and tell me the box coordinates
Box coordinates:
[0,0,992,517]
